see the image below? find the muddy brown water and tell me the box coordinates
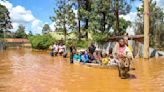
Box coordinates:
[0,48,164,92]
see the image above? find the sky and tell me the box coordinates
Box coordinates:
[0,0,163,35]
[9,0,56,23]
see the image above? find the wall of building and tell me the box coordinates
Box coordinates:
[95,40,164,58]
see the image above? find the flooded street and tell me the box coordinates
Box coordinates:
[0,48,164,92]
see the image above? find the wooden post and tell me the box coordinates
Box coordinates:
[144,0,149,59]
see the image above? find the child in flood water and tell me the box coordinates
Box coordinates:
[107,48,117,65]
[80,51,89,63]
[93,51,102,64]
[73,52,80,62]
[101,53,109,65]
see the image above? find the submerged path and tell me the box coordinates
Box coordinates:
[0,48,164,92]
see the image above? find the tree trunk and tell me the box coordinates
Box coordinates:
[103,12,106,32]
[78,19,81,41]
[154,22,159,49]
[85,0,89,40]
[78,0,81,41]
[85,19,88,40]
[115,0,119,36]
[64,24,67,43]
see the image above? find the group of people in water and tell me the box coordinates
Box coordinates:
[69,37,133,66]
[50,36,133,78]
[51,42,67,58]
[51,36,133,66]
[51,36,133,65]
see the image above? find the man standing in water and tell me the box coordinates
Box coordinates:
[88,43,96,62]
[70,45,76,64]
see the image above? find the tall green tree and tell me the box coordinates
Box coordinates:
[136,0,164,48]
[51,0,76,42]
[42,24,51,34]
[72,0,82,40]
[90,0,113,34]
[0,4,12,38]
[89,0,131,35]
[111,0,132,35]
[71,0,92,40]
[15,25,27,38]
[81,0,92,40]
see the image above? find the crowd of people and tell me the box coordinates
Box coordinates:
[50,36,133,67]
[70,37,133,66]
[50,36,133,79]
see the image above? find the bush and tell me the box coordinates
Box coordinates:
[76,40,89,49]
[93,33,109,44]
[28,34,56,50]
[0,38,5,42]
[65,39,74,48]
[66,40,89,49]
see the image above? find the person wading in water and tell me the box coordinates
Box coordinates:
[70,45,76,64]
[88,43,96,62]
[113,38,133,79]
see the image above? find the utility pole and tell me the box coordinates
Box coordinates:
[144,0,149,59]
[115,0,119,36]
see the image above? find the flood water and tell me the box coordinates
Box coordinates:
[0,48,164,92]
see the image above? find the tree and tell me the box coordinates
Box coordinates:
[15,25,27,38]
[81,0,92,40]
[89,0,131,35]
[29,34,56,50]
[159,23,164,48]
[89,0,114,34]
[54,0,132,42]
[29,30,33,36]
[71,0,82,40]
[0,4,12,38]
[51,0,76,42]
[71,0,92,40]
[110,0,132,35]
[42,24,51,34]
[136,0,164,48]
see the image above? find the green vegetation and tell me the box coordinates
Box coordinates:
[0,38,5,42]
[0,0,164,50]
[50,0,132,43]
[28,34,56,50]
[0,4,12,38]
[42,24,51,34]
[50,0,76,41]
[15,25,27,38]
[76,40,89,49]
[49,0,163,50]
[93,33,109,44]
[66,40,89,49]
[29,30,33,36]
